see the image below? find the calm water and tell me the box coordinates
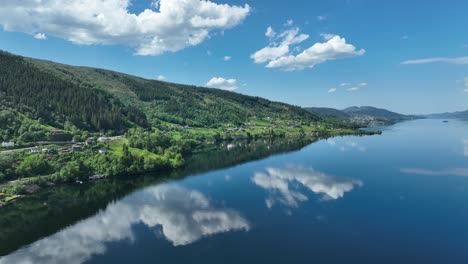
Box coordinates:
[1,119,468,263]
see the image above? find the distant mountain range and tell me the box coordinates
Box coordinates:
[304,106,419,126]
[421,110,468,120]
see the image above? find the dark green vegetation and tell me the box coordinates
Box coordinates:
[305,106,419,126]
[0,138,313,255]
[0,50,380,200]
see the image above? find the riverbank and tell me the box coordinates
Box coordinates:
[0,126,381,205]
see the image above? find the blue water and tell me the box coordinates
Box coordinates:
[2,119,468,263]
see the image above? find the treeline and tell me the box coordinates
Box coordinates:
[90,69,320,127]
[0,51,148,132]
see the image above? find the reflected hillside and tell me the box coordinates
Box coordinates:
[0,185,250,264]
[0,138,314,256]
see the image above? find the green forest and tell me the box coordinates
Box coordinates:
[0,50,379,203]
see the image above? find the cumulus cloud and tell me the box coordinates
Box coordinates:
[0,0,250,56]
[285,19,294,26]
[0,185,250,264]
[401,56,468,65]
[206,77,238,91]
[223,56,232,61]
[347,87,360,92]
[157,75,166,80]
[358,82,368,86]
[34,33,47,40]
[252,27,365,71]
[328,88,337,93]
[340,82,351,86]
[400,168,468,177]
[317,15,327,21]
[252,166,362,208]
[265,26,276,38]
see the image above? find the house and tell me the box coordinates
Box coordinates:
[98,148,107,154]
[98,137,109,143]
[59,147,72,154]
[30,147,40,154]
[47,149,57,155]
[72,145,82,151]
[1,141,14,148]
[85,137,95,145]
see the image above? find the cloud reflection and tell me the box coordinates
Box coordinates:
[401,168,468,177]
[0,185,249,264]
[252,166,363,208]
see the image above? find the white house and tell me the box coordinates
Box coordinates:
[98,148,107,154]
[97,137,109,143]
[1,141,14,148]
[30,147,40,154]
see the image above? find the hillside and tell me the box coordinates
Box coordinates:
[342,106,415,121]
[14,51,320,129]
[424,110,468,120]
[303,107,350,119]
[305,106,418,126]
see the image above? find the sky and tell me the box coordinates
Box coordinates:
[0,0,467,114]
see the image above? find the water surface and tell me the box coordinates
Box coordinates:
[1,119,468,263]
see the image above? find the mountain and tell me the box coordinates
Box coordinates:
[303,107,350,119]
[342,106,416,121]
[0,50,322,141]
[305,106,418,126]
[423,110,468,120]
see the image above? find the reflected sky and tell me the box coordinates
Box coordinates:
[327,139,367,152]
[401,168,468,177]
[0,185,250,264]
[464,139,468,157]
[252,165,363,208]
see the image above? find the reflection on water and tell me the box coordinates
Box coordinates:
[252,165,362,208]
[327,139,367,152]
[464,139,468,157]
[0,185,249,264]
[400,167,468,177]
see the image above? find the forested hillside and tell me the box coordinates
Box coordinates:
[0,51,148,133]
[25,54,320,128]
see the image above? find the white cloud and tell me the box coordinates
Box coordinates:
[358,82,368,86]
[0,185,250,264]
[464,88,468,93]
[34,32,47,40]
[347,87,360,92]
[400,168,468,177]
[0,0,250,56]
[328,88,337,93]
[340,82,351,86]
[265,26,276,38]
[285,19,294,26]
[157,75,166,80]
[223,56,232,61]
[252,28,365,71]
[401,56,468,65]
[151,0,161,9]
[465,77,468,87]
[206,77,238,91]
[252,166,362,208]
[317,15,327,21]
[400,35,408,40]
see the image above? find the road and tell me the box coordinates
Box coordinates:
[0,135,124,154]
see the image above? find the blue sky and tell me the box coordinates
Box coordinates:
[0,0,467,114]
